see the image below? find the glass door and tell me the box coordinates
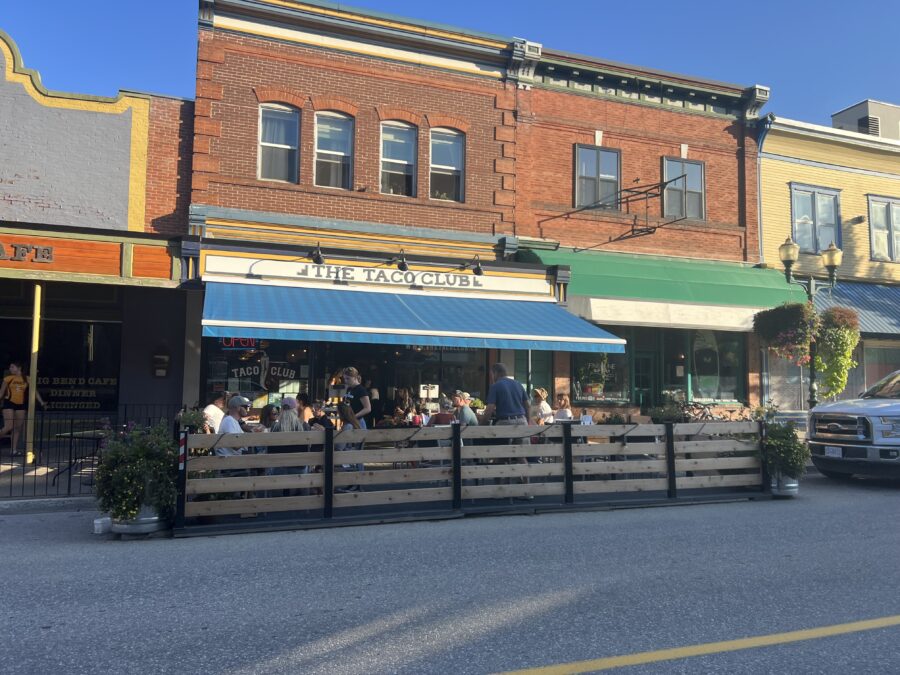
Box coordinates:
[633,351,657,412]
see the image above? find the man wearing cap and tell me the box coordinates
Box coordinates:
[452,390,478,426]
[216,395,251,456]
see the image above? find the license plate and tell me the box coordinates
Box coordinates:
[824,446,842,458]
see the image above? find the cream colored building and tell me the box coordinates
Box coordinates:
[759,114,900,410]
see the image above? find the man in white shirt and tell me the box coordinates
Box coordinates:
[202,391,228,433]
[216,395,250,456]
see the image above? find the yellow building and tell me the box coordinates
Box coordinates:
[759,115,900,410]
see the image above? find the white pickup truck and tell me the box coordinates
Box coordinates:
[807,369,900,479]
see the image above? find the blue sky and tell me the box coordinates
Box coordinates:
[2,0,897,125]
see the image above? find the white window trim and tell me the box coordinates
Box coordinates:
[868,195,900,262]
[789,182,842,254]
[379,120,417,197]
[429,127,465,202]
[314,110,354,189]
[258,103,299,183]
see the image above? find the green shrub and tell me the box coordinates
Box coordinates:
[648,403,686,423]
[761,420,810,479]
[95,422,178,522]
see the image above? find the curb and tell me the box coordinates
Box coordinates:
[0,497,97,515]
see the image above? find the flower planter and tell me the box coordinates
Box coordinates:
[770,472,799,498]
[110,505,169,534]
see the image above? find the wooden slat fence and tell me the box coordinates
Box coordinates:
[175,421,766,532]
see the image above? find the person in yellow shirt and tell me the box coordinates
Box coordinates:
[0,361,45,456]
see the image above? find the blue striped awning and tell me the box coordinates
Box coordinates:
[814,281,900,336]
[202,282,625,352]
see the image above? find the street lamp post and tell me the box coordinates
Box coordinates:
[777,237,843,410]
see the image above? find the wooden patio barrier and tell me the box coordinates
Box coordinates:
[174,421,766,532]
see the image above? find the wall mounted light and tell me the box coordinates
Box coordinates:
[396,249,409,272]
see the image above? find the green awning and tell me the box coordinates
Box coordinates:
[520,248,805,308]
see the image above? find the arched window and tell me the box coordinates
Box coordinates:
[430,128,464,202]
[315,111,354,189]
[381,121,417,197]
[259,104,299,182]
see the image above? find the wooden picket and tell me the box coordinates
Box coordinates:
[176,420,765,531]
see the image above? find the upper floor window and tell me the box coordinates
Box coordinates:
[315,111,353,189]
[259,105,299,183]
[575,145,619,209]
[430,129,465,202]
[791,184,840,254]
[663,158,704,220]
[381,122,417,197]
[869,196,900,262]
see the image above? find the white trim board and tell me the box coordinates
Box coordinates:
[567,295,767,332]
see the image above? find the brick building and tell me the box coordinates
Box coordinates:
[186,0,800,416]
[187,0,622,413]
[0,27,194,449]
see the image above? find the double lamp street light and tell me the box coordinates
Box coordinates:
[778,237,843,409]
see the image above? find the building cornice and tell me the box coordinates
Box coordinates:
[767,115,900,153]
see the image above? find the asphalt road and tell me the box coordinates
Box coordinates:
[2,473,899,675]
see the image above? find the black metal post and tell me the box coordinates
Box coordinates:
[665,422,677,499]
[66,416,75,496]
[562,421,574,504]
[323,426,334,519]
[451,423,462,510]
[174,429,188,529]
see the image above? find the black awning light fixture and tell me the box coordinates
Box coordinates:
[309,242,325,266]
[396,249,409,272]
[777,235,843,409]
[461,254,484,276]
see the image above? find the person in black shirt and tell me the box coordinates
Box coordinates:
[341,366,371,429]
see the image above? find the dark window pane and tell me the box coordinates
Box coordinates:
[665,187,684,218]
[577,177,598,207]
[316,155,351,189]
[598,178,618,207]
[381,163,415,196]
[261,146,297,182]
[686,191,703,219]
[431,170,461,201]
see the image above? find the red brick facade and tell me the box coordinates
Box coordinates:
[192,30,518,236]
[145,96,194,236]
[191,29,759,264]
[514,87,759,262]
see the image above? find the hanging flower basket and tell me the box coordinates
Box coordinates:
[753,302,820,366]
[815,306,860,398]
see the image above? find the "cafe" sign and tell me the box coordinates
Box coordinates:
[0,243,54,263]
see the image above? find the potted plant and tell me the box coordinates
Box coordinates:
[95,421,178,534]
[758,417,810,498]
[815,306,860,399]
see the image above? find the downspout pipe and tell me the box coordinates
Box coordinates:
[756,113,775,266]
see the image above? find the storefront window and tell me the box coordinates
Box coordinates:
[572,351,629,402]
[515,350,553,395]
[662,329,688,403]
[204,337,309,408]
[864,344,900,388]
[38,321,122,411]
[690,330,744,402]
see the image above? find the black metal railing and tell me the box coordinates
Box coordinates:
[0,404,183,499]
